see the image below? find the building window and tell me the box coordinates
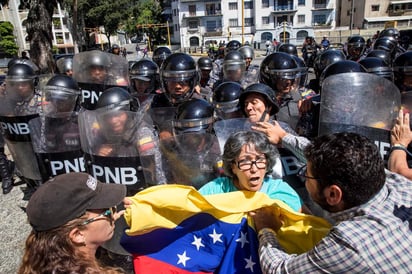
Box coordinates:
[245,17,254,26]
[262,0,269,8]
[175,24,178,31]
[262,17,270,25]
[188,21,198,29]
[206,21,217,32]
[189,5,196,16]
[173,9,177,16]
[229,19,238,27]
[298,0,305,5]
[229,2,238,10]
[298,15,305,23]
[371,5,379,11]
[245,1,253,9]
[313,14,326,24]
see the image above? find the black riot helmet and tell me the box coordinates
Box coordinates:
[56,56,73,76]
[320,60,366,87]
[173,98,214,134]
[130,58,159,94]
[292,55,308,88]
[152,46,172,67]
[212,81,243,119]
[373,37,398,55]
[6,63,37,101]
[393,51,412,92]
[225,40,242,55]
[223,51,246,82]
[358,57,393,82]
[96,87,139,112]
[160,53,198,106]
[42,74,80,115]
[238,45,255,60]
[197,57,213,71]
[379,28,400,40]
[346,35,366,61]
[277,43,298,56]
[239,83,279,118]
[366,49,392,66]
[314,49,347,79]
[259,52,300,93]
[7,57,39,74]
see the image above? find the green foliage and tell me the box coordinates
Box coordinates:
[0,21,18,57]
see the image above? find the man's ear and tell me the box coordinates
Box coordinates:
[323,184,343,207]
[69,227,86,245]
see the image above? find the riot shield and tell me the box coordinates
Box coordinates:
[319,73,400,159]
[79,108,161,255]
[148,106,176,137]
[29,112,84,182]
[160,132,222,190]
[0,89,41,180]
[79,108,157,193]
[213,118,253,152]
[72,50,129,110]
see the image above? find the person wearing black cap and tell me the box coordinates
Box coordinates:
[19,172,127,274]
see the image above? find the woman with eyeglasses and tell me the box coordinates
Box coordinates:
[19,173,129,274]
[199,131,302,212]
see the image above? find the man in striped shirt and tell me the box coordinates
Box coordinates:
[252,132,412,273]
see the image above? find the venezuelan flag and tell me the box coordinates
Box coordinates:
[121,185,331,274]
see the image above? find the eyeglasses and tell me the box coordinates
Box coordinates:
[80,206,117,226]
[297,165,319,180]
[236,158,267,171]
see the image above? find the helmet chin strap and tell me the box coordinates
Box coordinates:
[259,110,268,122]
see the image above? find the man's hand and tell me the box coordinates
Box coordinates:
[391,109,412,147]
[250,206,283,232]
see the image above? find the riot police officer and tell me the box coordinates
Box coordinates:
[129,58,159,102]
[393,51,412,93]
[366,49,392,66]
[346,35,366,61]
[29,74,83,181]
[196,57,214,101]
[152,52,201,108]
[0,63,42,199]
[277,43,298,56]
[55,56,74,77]
[238,45,259,87]
[208,40,242,88]
[173,98,215,135]
[359,57,394,82]
[259,52,301,128]
[212,81,243,120]
[111,44,121,55]
[213,51,247,89]
[152,46,172,68]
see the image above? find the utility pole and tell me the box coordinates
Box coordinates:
[349,0,355,35]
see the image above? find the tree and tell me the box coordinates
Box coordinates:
[0,21,18,57]
[0,0,62,73]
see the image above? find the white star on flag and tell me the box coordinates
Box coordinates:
[244,256,256,272]
[177,251,191,267]
[208,228,223,244]
[235,231,249,248]
[191,235,205,251]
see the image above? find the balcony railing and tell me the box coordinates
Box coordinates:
[313,3,327,9]
[274,4,294,11]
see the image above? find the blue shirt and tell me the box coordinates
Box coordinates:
[199,176,302,212]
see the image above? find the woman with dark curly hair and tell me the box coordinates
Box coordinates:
[18,172,128,274]
[199,130,302,212]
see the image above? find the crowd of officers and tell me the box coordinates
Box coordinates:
[1,27,412,195]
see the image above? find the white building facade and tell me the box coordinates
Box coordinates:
[171,0,336,47]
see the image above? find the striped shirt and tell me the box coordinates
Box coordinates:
[258,171,412,273]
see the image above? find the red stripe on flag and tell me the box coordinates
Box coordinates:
[133,255,213,274]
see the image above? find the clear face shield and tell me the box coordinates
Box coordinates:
[213,100,243,120]
[5,76,35,102]
[347,44,366,60]
[161,70,197,105]
[223,62,246,82]
[268,69,300,95]
[42,86,79,116]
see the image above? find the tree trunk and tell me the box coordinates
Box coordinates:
[26,0,56,74]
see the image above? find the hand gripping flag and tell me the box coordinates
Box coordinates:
[120,185,331,274]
